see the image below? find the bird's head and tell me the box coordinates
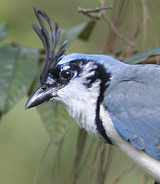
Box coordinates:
[25,7,127,142]
[25,8,114,111]
[25,8,126,141]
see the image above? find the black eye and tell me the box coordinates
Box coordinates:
[60,70,74,80]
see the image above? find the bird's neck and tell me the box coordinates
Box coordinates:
[61,84,111,143]
[64,89,99,138]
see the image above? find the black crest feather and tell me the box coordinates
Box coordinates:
[32,7,68,84]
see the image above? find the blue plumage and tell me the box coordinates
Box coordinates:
[103,63,160,160]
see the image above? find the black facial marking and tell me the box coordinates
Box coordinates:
[96,105,112,144]
[95,64,112,144]
[69,59,88,71]
[85,69,98,88]
[45,59,88,86]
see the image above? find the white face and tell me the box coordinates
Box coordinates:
[52,62,102,137]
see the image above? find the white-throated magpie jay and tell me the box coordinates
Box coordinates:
[26,8,160,184]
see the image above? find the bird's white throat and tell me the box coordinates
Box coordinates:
[56,78,101,137]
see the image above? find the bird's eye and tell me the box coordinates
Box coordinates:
[60,70,74,80]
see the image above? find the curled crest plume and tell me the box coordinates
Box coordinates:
[32,7,68,84]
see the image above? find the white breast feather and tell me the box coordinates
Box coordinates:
[100,105,160,182]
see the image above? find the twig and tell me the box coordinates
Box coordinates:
[33,140,53,184]
[78,5,113,19]
[51,140,64,184]
[78,2,134,48]
[72,137,97,184]
[101,12,134,48]
[141,0,150,49]
[100,145,114,184]
[72,129,87,184]
[78,5,113,14]
[87,142,106,184]
[140,175,148,184]
[112,164,135,184]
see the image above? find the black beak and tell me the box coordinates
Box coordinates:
[25,85,57,109]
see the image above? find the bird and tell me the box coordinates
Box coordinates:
[26,7,160,184]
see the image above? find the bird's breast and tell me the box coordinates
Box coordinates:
[65,97,99,137]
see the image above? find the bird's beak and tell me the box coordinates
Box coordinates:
[25,85,57,109]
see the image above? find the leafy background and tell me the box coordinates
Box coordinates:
[1,0,160,184]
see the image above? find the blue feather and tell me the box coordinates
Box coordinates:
[103,64,160,160]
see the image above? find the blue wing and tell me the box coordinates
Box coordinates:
[103,64,160,160]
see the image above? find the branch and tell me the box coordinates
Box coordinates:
[78,2,134,48]
[77,5,113,19]
[78,5,113,14]
[112,164,135,184]
[101,12,135,47]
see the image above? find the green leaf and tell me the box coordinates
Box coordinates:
[37,102,73,144]
[0,23,7,41]
[57,21,96,47]
[0,44,39,113]
[124,47,160,64]
[78,21,96,40]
